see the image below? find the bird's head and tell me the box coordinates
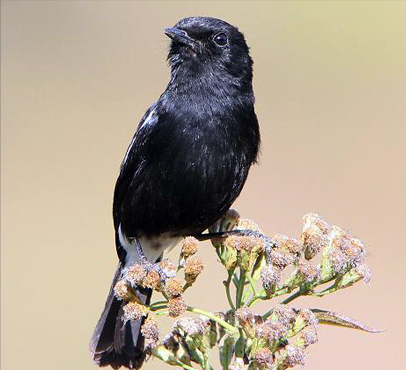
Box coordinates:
[165,17,253,89]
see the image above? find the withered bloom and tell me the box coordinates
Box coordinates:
[168,296,187,317]
[141,317,160,348]
[184,254,204,284]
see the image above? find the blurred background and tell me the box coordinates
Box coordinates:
[2,1,405,369]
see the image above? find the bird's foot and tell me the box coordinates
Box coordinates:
[195,229,277,262]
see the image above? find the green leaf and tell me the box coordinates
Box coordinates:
[311,309,384,333]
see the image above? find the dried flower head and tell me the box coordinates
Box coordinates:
[114,279,135,301]
[141,317,160,348]
[184,254,204,284]
[299,309,318,327]
[235,307,259,337]
[174,316,208,336]
[181,237,199,258]
[303,233,326,260]
[168,296,187,317]
[253,348,273,369]
[158,259,177,278]
[273,234,303,255]
[272,305,297,326]
[261,264,281,294]
[225,235,264,253]
[126,263,148,286]
[142,269,161,290]
[237,218,261,232]
[341,237,366,266]
[164,278,183,299]
[270,249,294,269]
[302,213,330,235]
[256,320,289,343]
[122,302,148,322]
[301,213,330,260]
[235,307,255,325]
[283,344,305,367]
[298,260,320,282]
[297,325,318,348]
[328,248,349,274]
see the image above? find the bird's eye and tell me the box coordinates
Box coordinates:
[213,32,228,47]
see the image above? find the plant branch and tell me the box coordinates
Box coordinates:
[187,306,238,335]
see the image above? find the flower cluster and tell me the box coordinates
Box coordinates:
[111,210,378,370]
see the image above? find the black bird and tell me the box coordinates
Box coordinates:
[90,16,260,369]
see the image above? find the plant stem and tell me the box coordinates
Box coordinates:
[236,269,246,308]
[225,270,236,310]
[150,300,168,308]
[187,306,238,335]
[246,273,260,297]
[281,288,307,305]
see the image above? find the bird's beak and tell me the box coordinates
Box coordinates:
[164,27,199,51]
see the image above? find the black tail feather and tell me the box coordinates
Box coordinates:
[90,262,152,369]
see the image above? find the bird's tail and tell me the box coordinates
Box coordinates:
[90,262,152,369]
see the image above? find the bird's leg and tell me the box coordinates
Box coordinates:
[134,242,173,284]
[195,229,277,262]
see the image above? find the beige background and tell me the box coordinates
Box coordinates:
[2,1,405,369]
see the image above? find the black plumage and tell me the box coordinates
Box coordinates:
[90,16,260,369]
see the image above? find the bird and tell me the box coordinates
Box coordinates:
[90,16,261,369]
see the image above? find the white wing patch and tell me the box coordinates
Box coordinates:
[122,105,157,166]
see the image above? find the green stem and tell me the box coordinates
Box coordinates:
[149,300,168,308]
[281,288,307,305]
[225,270,236,311]
[236,269,246,308]
[172,358,197,370]
[187,306,238,335]
[246,273,260,297]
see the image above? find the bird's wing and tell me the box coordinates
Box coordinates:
[113,103,158,260]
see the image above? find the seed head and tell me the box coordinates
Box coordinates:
[122,302,148,322]
[174,316,208,336]
[274,234,303,255]
[302,213,330,235]
[328,248,349,274]
[283,344,305,367]
[253,348,273,369]
[297,325,318,348]
[164,278,183,299]
[341,237,366,266]
[272,305,297,326]
[235,307,259,337]
[158,259,177,278]
[255,320,289,343]
[141,317,160,348]
[235,307,255,326]
[114,279,135,301]
[184,254,204,284]
[126,263,148,286]
[298,260,320,282]
[303,233,326,260]
[237,218,261,232]
[225,235,264,253]
[299,309,318,327]
[142,269,161,290]
[270,249,294,269]
[181,237,199,258]
[168,296,187,317]
[261,264,281,294]
[302,213,330,260]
